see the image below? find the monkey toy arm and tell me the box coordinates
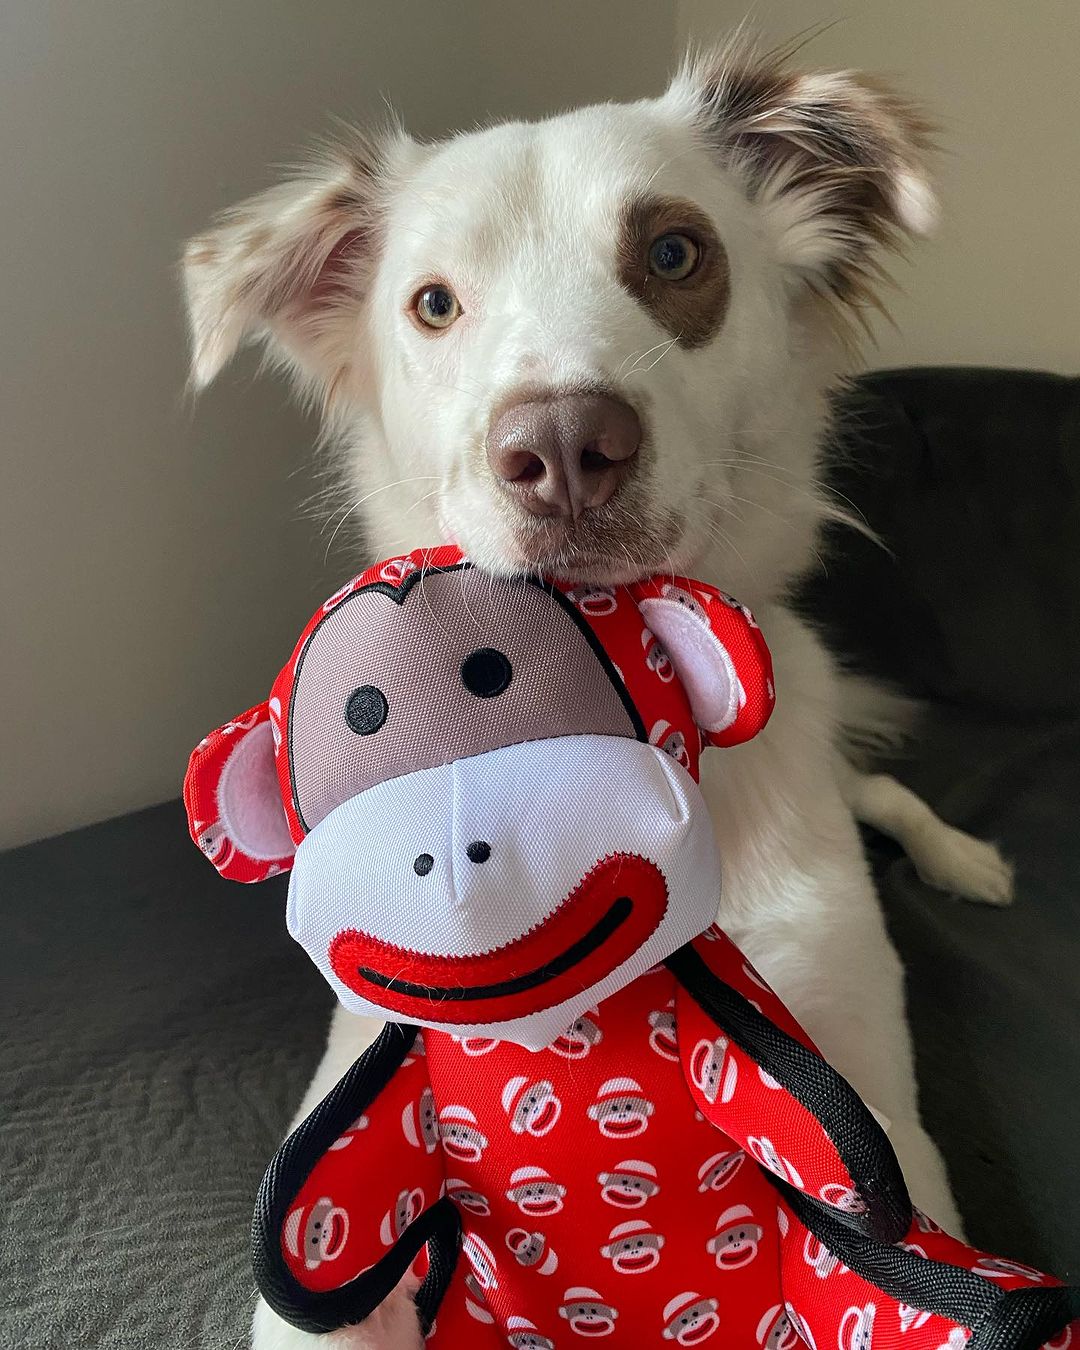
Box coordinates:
[670,928,1080,1350]
[252,1025,458,1336]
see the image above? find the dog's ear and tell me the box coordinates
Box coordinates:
[672,36,936,307]
[182,125,414,397]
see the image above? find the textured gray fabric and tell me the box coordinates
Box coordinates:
[869,708,1080,1282]
[0,801,331,1349]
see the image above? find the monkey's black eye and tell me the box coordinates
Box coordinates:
[461,647,512,697]
[345,685,388,735]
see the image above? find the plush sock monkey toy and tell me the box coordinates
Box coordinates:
[186,545,1078,1349]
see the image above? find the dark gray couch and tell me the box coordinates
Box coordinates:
[2,367,1077,1348]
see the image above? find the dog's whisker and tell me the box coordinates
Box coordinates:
[624,335,681,378]
[616,334,677,379]
[322,476,439,561]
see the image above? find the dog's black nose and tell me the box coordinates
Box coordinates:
[466,840,491,864]
[486,393,640,520]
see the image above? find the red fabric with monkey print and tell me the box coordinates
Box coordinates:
[257,927,1077,1350]
[186,548,1078,1350]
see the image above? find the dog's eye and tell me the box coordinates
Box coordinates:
[647,232,700,281]
[414,284,462,330]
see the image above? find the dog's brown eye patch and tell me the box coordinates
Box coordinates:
[617,195,729,349]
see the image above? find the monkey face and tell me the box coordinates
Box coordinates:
[747,1136,803,1189]
[819,1181,865,1214]
[696,1150,743,1194]
[649,720,692,770]
[508,1328,556,1350]
[463,1270,494,1324]
[437,1106,488,1163]
[445,1179,490,1217]
[973,1256,1045,1281]
[506,1228,558,1276]
[661,1295,721,1345]
[643,629,675,683]
[283,1196,349,1271]
[551,1012,602,1060]
[597,1162,660,1209]
[196,820,230,864]
[566,585,618,617]
[587,1079,654,1138]
[689,1034,737,1105]
[559,1289,619,1338]
[401,1085,439,1152]
[507,1230,544,1265]
[379,1187,423,1246]
[462,1233,498,1291]
[706,1206,764,1270]
[601,1221,665,1275]
[503,1077,562,1137]
[505,1168,566,1218]
[660,583,708,622]
[755,1306,802,1350]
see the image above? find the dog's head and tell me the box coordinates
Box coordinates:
[184,39,933,593]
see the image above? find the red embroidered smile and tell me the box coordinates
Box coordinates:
[328,853,668,1024]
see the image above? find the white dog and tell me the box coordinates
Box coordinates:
[184,37,1013,1349]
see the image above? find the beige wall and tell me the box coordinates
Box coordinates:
[678,0,1080,372]
[0,2,678,849]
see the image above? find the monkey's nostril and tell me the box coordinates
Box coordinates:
[466,840,491,864]
[413,853,434,876]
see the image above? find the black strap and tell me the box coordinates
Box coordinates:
[251,1023,460,1334]
[667,943,911,1243]
[781,1181,1080,1350]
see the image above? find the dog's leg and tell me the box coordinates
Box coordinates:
[837,761,1014,906]
[250,1008,425,1350]
[832,672,1014,906]
[251,1289,422,1350]
[702,608,964,1234]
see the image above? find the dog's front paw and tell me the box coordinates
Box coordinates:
[251,1290,424,1350]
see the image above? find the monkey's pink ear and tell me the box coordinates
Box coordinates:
[631,577,775,748]
[184,701,296,883]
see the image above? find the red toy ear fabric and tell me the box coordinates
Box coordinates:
[184,701,296,883]
[631,577,775,748]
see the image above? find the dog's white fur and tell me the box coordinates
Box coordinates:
[185,39,1013,1348]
